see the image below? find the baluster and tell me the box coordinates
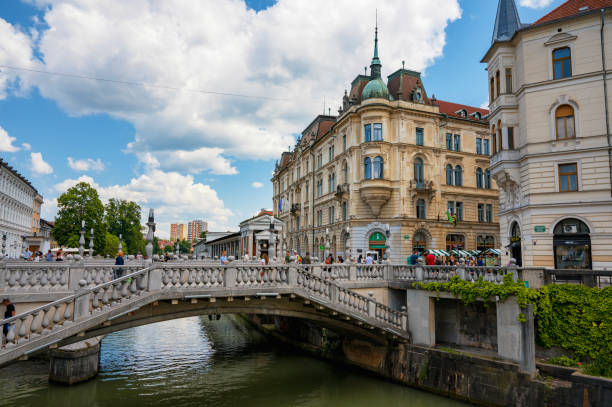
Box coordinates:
[6,323,16,343]
[52,305,61,325]
[40,269,49,289]
[30,311,41,335]
[102,286,110,306]
[91,289,100,309]
[18,316,28,341]
[19,270,28,289]
[217,269,223,286]
[129,277,137,293]
[59,268,67,287]
[121,280,129,298]
[41,307,51,331]
[63,300,72,322]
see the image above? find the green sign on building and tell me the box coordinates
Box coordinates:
[319,245,325,251]
[403,235,410,239]
[534,226,546,233]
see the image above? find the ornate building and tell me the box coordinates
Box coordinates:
[483,0,612,269]
[272,26,499,262]
[0,158,40,258]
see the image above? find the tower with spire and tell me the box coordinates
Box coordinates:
[491,0,524,43]
[361,16,391,101]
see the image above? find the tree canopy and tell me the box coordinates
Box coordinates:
[105,198,145,255]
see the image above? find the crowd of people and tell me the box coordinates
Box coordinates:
[406,249,501,266]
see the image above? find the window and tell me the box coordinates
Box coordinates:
[317,180,322,197]
[416,127,424,146]
[497,121,503,151]
[342,201,347,221]
[306,159,309,172]
[373,156,384,179]
[491,125,497,154]
[447,201,455,215]
[555,105,575,140]
[507,127,514,149]
[329,206,335,224]
[454,165,463,186]
[364,124,372,142]
[416,199,426,219]
[342,134,346,151]
[477,236,495,251]
[456,202,463,221]
[329,145,335,161]
[446,164,453,185]
[454,134,461,151]
[343,162,348,183]
[485,169,491,189]
[476,168,483,188]
[446,234,465,251]
[414,157,424,187]
[317,153,322,169]
[486,204,493,223]
[328,173,335,193]
[559,163,578,192]
[446,133,453,150]
[364,157,372,179]
[296,215,300,230]
[305,183,309,200]
[484,139,490,155]
[490,77,495,103]
[505,68,512,93]
[476,138,482,155]
[496,70,500,97]
[297,167,301,179]
[373,123,383,141]
[553,47,571,79]
[317,210,322,227]
[478,204,484,222]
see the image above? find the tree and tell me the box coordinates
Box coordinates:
[53,182,106,254]
[104,198,145,255]
[179,239,191,254]
[153,237,163,255]
[103,233,119,257]
[199,231,207,239]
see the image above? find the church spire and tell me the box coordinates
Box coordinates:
[370,11,381,79]
[492,0,523,43]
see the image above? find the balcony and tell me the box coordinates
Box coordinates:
[409,179,435,201]
[359,179,392,217]
[290,203,301,215]
[490,149,520,169]
[335,183,349,199]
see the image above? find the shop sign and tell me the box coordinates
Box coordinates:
[319,245,325,251]
[509,236,521,243]
[403,235,410,239]
[534,226,546,233]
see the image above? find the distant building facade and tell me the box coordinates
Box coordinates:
[0,158,40,258]
[170,223,188,241]
[187,220,208,241]
[239,210,283,260]
[483,0,612,269]
[272,26,499,262]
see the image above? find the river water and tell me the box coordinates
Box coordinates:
[0,316,468,407]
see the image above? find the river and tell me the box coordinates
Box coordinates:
[0,316,468,407]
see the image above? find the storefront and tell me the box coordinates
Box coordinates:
[476,235,495,252]
[445,234,465,251]
[412,231,427,253]
[368,231,386,259]
[508,222,522,267]
[553,218,591,270]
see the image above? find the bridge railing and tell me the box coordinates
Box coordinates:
[0,264,409,353]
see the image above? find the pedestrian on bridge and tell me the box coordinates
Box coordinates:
[114,251,125,279]
[220,250,229,265]
[2,298,15,348]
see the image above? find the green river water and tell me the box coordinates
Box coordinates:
[0,316,469,407]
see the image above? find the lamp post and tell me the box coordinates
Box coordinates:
[1,232,6,257]
[145,209,155,259]
[118,233,123,252]
[269,218,276,261]
[344,226,351,260]
[176,239,180,259]
[89,228,94,258]
[325,228,330,260]
[78,220,85,258]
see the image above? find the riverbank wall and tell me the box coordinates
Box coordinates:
[243,314,611,407]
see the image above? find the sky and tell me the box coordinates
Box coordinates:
[0,0,567,238]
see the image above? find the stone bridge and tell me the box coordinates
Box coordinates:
[0,262,410,367]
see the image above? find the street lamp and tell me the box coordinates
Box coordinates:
[89,228,94,258]
[79,220,85,258]
[1,232,6,257]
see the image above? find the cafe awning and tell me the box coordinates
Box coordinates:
[425,249,450,257]
[486,248,502,255]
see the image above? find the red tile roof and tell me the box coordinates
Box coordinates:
[533,0,612,26]
[436,100,488,122]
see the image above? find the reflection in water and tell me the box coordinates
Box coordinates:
[0,316,468,407]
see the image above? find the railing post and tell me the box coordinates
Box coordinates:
[457,260,466,280]
[225,267,237,288]
[147,266,162,291]
[415,264,424,281]
[69,259,85,291]
[288,265,298,287]
[349,264,357,281]
[401,306,408,332]
[383,264,392,281]
[0,263,5,291]
[520,304,536,377]
[367,291,376,318]
[74,280,91,320]
[507,259,518,283]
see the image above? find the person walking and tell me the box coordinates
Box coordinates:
[409,250,419,265]
[2,298,15,347]
[425,251,435,265]
[365,253,373,265]
[55,249,64,261]
[114,251,125,279]
[303,252,311,265]
[284,251,291,264]
[220,250,229,265]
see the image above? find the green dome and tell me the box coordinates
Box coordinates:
[361,78,392,101]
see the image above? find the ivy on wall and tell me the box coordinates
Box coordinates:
[413,275,612,377]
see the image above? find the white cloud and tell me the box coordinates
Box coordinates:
[519,0,554,8]
[0,18,37,99]
[21,142,31,150]
[480,100,489,109]
[30,152,53,175]
[0,125,20,152]
[6,0,462,165]
[252,181,264,188]
[50,163,233,231]
[67,157,105,172]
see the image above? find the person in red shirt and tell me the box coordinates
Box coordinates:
[425,252,436,265]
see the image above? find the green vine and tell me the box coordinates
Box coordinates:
[413,275,612,377]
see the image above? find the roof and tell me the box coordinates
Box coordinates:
[436,100,489,123]
[491,0,525,43]
[0,157,39,195]
[361,78,392,101]
[204,231,241,245]
[387,69,431,104]
[533,0,612,26]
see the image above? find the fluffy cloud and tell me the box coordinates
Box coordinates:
[0,125,19,152]
[519,0,554,8]
[67,157,105,172]
[21,142,31,150]
[5,0,461,167]
[51,163,233,232]
[30,152,53,174]
[0,18,37,99]
[252,181,263,188]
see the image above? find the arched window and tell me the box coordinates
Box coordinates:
[491,125,497,154]
[454,165,463,187]
[364,157,372,180]
[414,157,424,186]
[343,162,348,183]
[553,47,571,79]
[555,105,575,140]
[476,168,483,188]
[373,156,384,179]
[484,169,491,189]
[553,218,591,270]
[497,120,503,151]
[446,164,453,185]
[495,70,500,97]
[416,199,426,219]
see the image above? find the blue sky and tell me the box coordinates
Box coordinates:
[0,0,566,237]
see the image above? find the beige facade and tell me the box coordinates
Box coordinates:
[483,1,612,269]
[272,32,499,262]
[170,223,187,242]
[32,194,42,235]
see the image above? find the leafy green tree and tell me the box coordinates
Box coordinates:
[199,231,207,239]
[164,245,173,253]
[103,233,120,257]
[179,239,192,254]
[153,237,163,255]
[53,182,106,254]
[105,198,145,255]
